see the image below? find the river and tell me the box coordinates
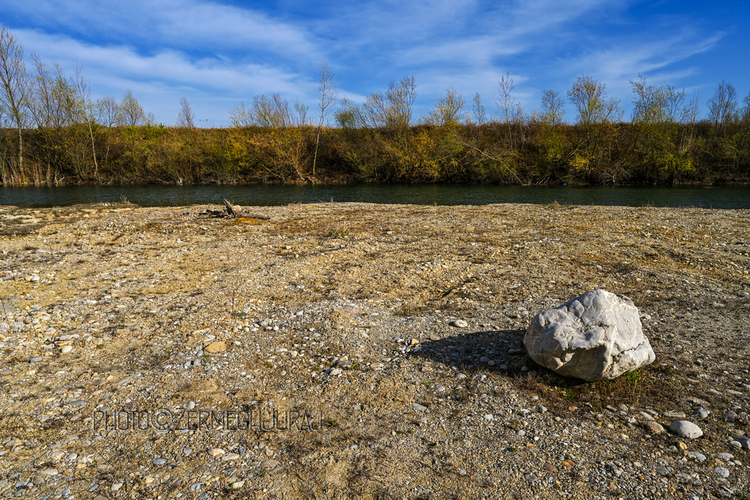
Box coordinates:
[1,184,748,209]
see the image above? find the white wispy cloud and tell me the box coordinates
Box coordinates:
[2,0,739,124]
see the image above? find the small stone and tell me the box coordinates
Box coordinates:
[677,441,688,450]
[451,319,468,328]
[262,460,279,469]
[718,453,734,461]
[715,467,730,478]
[655,465,670,476]
[544,463,558,473]
[189,482,202,491]
[186,401,196,410]
[204,341,226,354]
[40,469,58,476]
[694,407,710,419]
[153,458,166,465]
[734,436,750,450]
[29,357,42,363]
[60,345,73,354]
[412,403,428,413]
[688,451,706,462]
[222,453,240,461]
[674,473,692,484]
[668,420,703,439]
[231,481,245,489]
[644,421,665,435]
[725,410,737,422]
[209,448,225,457]
[111,482,123,491]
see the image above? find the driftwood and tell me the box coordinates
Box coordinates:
[196,198,270,220]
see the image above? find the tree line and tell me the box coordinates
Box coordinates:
[1,25,749,187]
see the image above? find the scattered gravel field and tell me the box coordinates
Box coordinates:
[0,201,749,499]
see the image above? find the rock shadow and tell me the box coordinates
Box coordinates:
[407,329,592,392]
[407,328,533,375]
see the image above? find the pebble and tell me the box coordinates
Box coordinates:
[29,357,42,363]
[262,460,280,469]
[186,400,196,410]
[668,420,703,439]
[689,452,706,462]
[715,467,730,478]
[674,473,692,484]
[153,458,166,465]
[222,453,240,461]
[204,341,226,353]
[694,407,710,419]
[412,403,428,413]
[60,345,73,354]
[209,448,225,457]
[450,319,468,328]
[644,421,665,435]
[734,437,750,450]
[40,469,58,476]
[655,465,670,476]
[725,410,737,422]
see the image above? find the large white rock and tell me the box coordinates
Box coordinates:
[523,289,655,381]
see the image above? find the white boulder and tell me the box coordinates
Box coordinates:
[523,289,655,381]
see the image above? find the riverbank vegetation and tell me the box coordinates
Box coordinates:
[1,26,749,187]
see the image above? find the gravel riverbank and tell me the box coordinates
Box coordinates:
[0,202,748,499]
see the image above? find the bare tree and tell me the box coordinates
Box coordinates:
[630,75,685,124]
[387,76,417,129]
[497,73,518,149]
[567,75,621,128]
[335,76,416,130]
[0,25,30,169]
[425,87,465,126]
[293,98,308,126]
[540,89,565,127]
[312,60,338,177]
[471,92,486,125]
[177,96,195,128]
[742,91,750,124]
[96,96,120,127]
[228,101,253,128]
[118,90,146,126]
[707,80,738,127]
[253,94,293,128]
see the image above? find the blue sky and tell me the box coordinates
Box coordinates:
[2,0,748,127]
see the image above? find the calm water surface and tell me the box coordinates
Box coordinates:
[1,184,748,209]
